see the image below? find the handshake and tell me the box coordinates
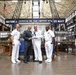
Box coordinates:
[29,36,38,40]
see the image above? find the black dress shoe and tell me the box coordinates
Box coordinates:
[27,59,30,62]
[39,61,42,63]
[24,60,28,63]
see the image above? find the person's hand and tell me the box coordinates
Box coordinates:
[12,42,15,46]
[33,37,38,39]
[51,42,53,44]
[32,36,38,39]
[19,42,21,45]
[29,37,32,40]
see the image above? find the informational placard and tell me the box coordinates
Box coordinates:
[5,18,65,24]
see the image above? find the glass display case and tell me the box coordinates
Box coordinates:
[55,31,74,41]
[0,31,10,39]
[55,31,75,54]
[0,31,12,55]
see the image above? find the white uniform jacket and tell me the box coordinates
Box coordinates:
[44,29,55,43]
[32,30,42,44]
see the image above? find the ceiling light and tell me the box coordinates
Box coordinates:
[12,0,18,2]
[54,0,61,2]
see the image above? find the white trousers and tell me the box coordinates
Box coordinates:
[33,41,42,61]
[45,41,53,61]
[11,39,20,61]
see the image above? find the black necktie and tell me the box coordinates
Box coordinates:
[29,31,32,37]
[34,32,36,36]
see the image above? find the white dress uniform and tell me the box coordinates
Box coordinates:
[32,30,42,61]
[44,29,55,62]
[11,29,20,63]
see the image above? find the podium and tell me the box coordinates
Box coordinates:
[19,39,24,54]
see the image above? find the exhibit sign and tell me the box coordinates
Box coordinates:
[5,18,65,24]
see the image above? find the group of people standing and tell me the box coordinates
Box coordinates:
[11,24,55,64]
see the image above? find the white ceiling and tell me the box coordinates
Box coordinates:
[0,0,76,18]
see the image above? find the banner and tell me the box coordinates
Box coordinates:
[5,18,65,24]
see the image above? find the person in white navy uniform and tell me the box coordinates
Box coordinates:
[44,25,55,63]
[11,24,21,64]
[32,25,42,63]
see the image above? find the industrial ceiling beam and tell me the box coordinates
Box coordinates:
[49,0,59,18]
[12,0,23,19]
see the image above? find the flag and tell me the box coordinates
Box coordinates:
[3,2,7,11]
[3,2,7,17]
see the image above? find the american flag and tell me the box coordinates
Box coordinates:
[3,2,7,17]
[3,2,7,11]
